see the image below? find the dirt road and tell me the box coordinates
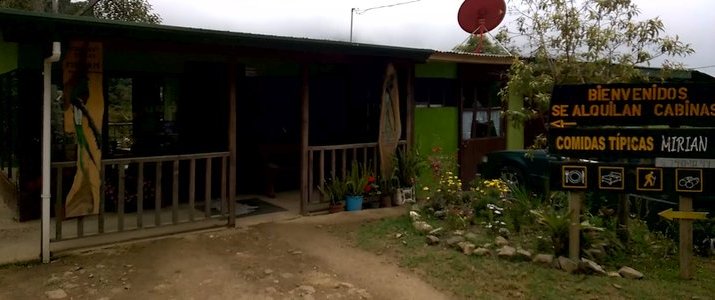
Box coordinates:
[0,211,449,300]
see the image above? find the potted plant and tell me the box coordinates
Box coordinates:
[394,147,425,205]
[379,174,397,208]
[318,178,346,213]
[345,160,368,211]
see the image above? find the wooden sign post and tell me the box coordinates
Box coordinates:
[679,196,694,279]
[568,191,584,260]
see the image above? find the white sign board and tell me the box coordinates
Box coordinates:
[655,158,715,169]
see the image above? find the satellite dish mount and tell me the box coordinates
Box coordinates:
[457,0,506,53]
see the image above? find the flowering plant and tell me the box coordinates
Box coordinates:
[363,175,381,197]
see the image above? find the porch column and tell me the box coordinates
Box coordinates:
[299,65,310,215]
[405,64,415,149]
[227,62,237,226]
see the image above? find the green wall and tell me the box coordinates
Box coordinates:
[414,107,458,188]
[0,39,18,74]
[506,89,525,150]
[416,62,457,79]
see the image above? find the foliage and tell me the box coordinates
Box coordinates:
[347,216,715,299]
[452,34,509,55]
[496,0,694,145]
[1,0,161,24]
[318,178,347,206]
[379,173,398,197]
[503,183,539,233]
[394,147,426,188]
[345,160,369,196]
[92,0,161,23]
[530,193,571,256]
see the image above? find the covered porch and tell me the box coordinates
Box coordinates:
[0,8,432,261]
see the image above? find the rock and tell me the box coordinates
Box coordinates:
[452,230,465,236]
[44,289,67,299]
[457,242,476,255]
[153,284,170,292]
[294,285,316,296]
[516,249,532,261]
[428,227,444,236]
[265,287,278,294]
[618,266,644,279]
[61,283,79,289]
[473,248,491,256]
[445,236,466,247]
[412,221,433,234]
[498,228,510,238]
[425,235,440,245]
[495,236,509,247]
[532,254,554,265]
[580,258,607,275]
[47,274,61,285]
[463,232,479,244]
[482,243,493,249]
[264,269,274,275]
[409,211,421,221]
[395,233,403,239]
[557,256,579,273]
[584,248,605,260]
[497,246,516,258]
[433,210,446,219]
[612,283,622,289]
[353,288,371,299]
[336,282,354,289]
[607,271,622,278]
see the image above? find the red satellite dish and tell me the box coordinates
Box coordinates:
[457,0,506,34]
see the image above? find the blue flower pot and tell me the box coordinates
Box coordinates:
[345,195,364,211]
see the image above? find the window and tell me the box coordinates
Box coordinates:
[107,77,133,155]
[461,82,503,139]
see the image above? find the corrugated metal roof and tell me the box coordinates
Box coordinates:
[429,50,516,65]
[0,8,433,61]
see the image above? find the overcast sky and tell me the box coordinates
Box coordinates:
[149,0,714,76]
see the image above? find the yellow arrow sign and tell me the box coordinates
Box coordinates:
[550,119,577,128]
[658,208,708,221]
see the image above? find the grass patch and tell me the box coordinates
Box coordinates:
[335,216,715,299]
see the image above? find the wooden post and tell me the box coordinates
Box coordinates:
[299,65,310,215]
[617,193,629,243]
[405,64,415,150]
[569,191,584,260]
[227,63,237,226]
[679,196,694,279]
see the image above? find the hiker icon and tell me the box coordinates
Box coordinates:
[636,168,662,191]
[644,171,656,187]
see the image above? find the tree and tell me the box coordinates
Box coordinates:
[91,0,160,24]
[0,0,161,24]
[496,0,693,147]
[452,34,509,55]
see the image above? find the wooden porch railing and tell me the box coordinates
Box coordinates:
[304,141,406,213]
[51,152,230,241]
